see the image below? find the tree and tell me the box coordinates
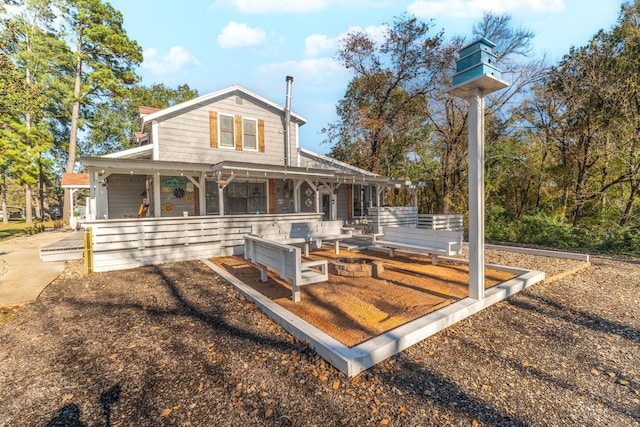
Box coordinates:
[612,0,640,225]
[1,0,69,223]
[546,30,627,225]
[60,0,142,222]
[324,14,444,177]
[327,12,540,215]
[86,83,199,155]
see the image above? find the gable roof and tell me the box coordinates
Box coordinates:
[140,84,307,127]
[138,106,160,115]
[298,147,379,177]
[102,143,153,159]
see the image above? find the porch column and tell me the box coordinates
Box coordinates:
[294,180,303,213]
[153,173,161,218]
[218,175,225,216]
[315,186,321,214]
[199,173,206,216]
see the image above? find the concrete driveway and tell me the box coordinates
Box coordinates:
[0,229,75,307]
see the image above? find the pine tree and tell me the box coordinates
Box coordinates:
[60,0,142,223]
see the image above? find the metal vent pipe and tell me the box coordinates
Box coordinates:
[284,75,293,166]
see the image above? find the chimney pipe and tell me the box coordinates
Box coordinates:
[284,75,293,166]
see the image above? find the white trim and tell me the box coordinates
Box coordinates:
[141,84,307,126]
[102,144,153,159]
[152,121,159,161]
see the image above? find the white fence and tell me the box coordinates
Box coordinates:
[83,213,323,272]
[417,214,464,232]
[368,207,418,234]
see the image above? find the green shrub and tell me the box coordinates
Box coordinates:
[485,208,640,255]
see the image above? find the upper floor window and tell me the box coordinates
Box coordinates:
[209,111,264,152]
[243,118,257,150]
[219,114,235,148]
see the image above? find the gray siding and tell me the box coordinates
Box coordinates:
[155,91,298,166]
[107,174,147,219]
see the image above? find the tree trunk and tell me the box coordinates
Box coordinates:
[1,172,7,225]
[38,162,45,220]
[25,184,33,224]
[64,31,83,225]
[620,179,639,226]
[572,136,592,226]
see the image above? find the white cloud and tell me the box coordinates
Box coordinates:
[220,0,327,13]
[217,21,267,49]
[142,46,201,77]
[407,0,564,18]
[215,0,392,14]
[258,58,349,85]
[305,34,337,57]
[305,25,389,57]
[341,24,390,46]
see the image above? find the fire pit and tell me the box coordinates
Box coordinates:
[330,257,383,278]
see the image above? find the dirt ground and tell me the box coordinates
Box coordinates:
[0,249,638,426]
[213,248,516,347]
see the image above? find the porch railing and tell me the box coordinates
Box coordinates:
[367,207,418,234]
[417,214,464,232]
[83,213,323,272]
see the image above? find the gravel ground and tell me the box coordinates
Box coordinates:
[0,249,638,426]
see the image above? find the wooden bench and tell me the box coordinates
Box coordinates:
[372,226,462,265]
[308,220,353,255]
[251,220,353,256]
[244,234,328,302]
[250,222,312,256]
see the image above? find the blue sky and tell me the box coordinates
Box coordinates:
[108,0,623,154]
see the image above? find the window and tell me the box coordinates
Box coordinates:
[225,181,267,214]
[210,112,264,152]
[219,114,235,148]
[243,118,257,150]
[353,184,372,217]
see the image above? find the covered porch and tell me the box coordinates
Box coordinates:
[80,157,422,223]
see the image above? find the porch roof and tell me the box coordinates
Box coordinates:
[80,157,214,176]
[212,161,396,186]
[79,157,417,188]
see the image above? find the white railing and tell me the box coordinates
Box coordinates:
[83,213,323,272]
[417,214,464,232]
[367,207,418,234]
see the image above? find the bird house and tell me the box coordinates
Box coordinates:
[450,38,508,98]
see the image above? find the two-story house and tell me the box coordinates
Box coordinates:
[80,78,412,223]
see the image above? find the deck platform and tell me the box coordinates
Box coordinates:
[39,231,84,262]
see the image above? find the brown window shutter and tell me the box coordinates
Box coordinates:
[235,115,243,150]
[268,179,275,213]
[209,111,218,148]
[258,119,265,153]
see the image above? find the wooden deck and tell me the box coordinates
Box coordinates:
[39,231,84,262]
